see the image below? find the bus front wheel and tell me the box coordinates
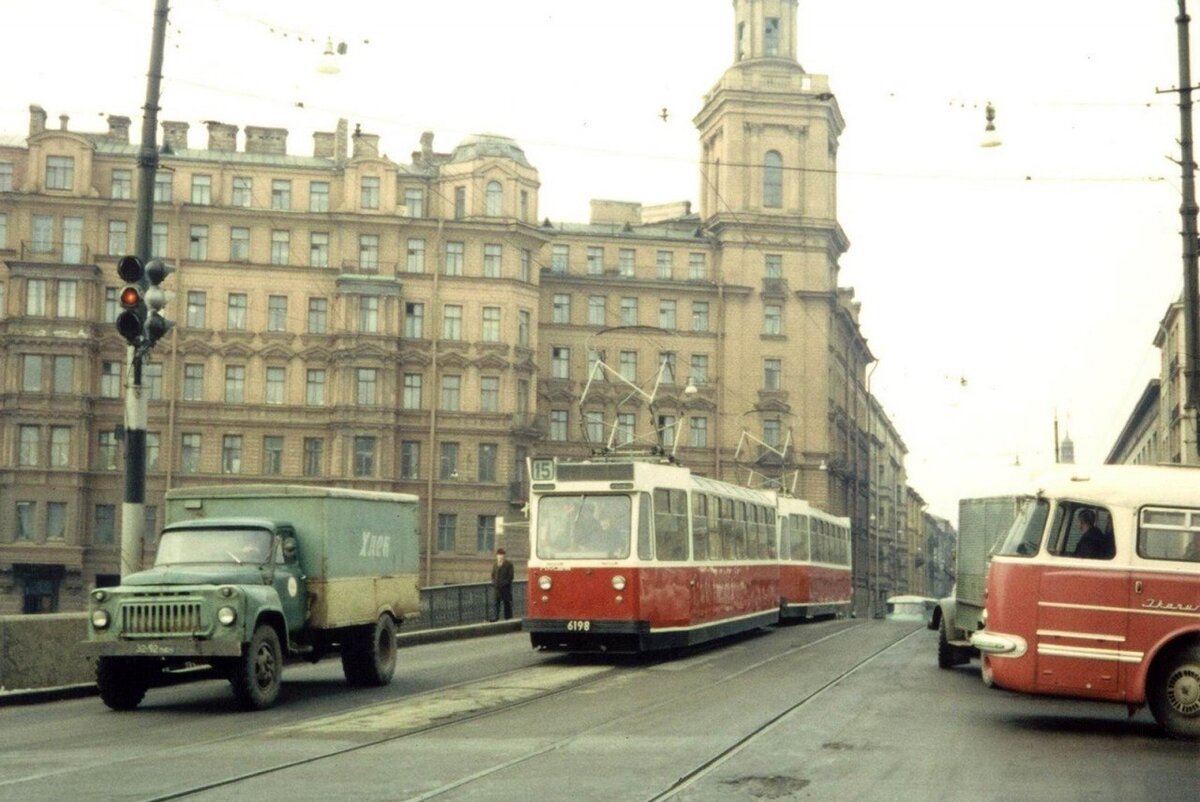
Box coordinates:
[1148,643,1200,741]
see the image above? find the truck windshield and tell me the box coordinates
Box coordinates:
[537,494,632,559]
[154,528,274,566]
[995,497,1049,557]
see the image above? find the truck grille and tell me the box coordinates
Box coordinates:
[121,602,204,635]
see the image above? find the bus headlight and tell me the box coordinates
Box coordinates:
[538,575,552,591]
[90,609,111,630]
[611,575,626,591]
[217,606,238,626]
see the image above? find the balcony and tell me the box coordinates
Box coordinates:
[19,241,92,265]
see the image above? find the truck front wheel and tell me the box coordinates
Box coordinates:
[342,614,397,687]
[96,656,152,711]
[230,624,283,710]
[1148,643,1200,741]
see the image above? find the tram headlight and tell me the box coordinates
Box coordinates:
[90,609,111,630]
[611,575,626,591]
[217,606,238,626]
[538,575,552,591]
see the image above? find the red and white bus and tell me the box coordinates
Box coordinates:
[524,456,847,652]
[776,495,852,621]
[970,465,1200,740]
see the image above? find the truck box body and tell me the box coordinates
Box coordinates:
[164,485,420,629]
[955,496,1023,608]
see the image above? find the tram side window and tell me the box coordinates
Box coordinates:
[720,498,740,559]
[746,504,761,559]
[706,494,723,560]
[766,508,777,558]
[779,513,792,560]
[692,493,710,562]
[793,515,808,561]
[638,492,654,560]
[654,488,688,561]
[734,501,749,559]
[1139,507,1200,562]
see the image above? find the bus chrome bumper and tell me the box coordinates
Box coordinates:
[970,630,1027,658]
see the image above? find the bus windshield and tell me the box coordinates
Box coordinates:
[154,528,274,566]
[995,497,1050,557]
[537,494,632,559]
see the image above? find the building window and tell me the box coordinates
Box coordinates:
[552,294,571,324]
[656,251,673,280]
[400,441,421,480]
[56,280,78,318]
[478,443,497,482]
[189,225,209,260]
[310,232,329,267]
[518,310,531,347]
[50,426,71,467]
[18,425,40,466]
[406,238,425,273]
[658,299,677,330]
[764,150,783,208]
[617,413,636,444]
[61,217,83,263]
[225,365,246,403]
[0,212,7,250]
[151,222,168,257]
[658,414,677,447]
[308,297,327,333]
[454,186,466,219]
[691,354,709,385]
[764,358,782,390]
[620,297,638,326]
[0,162,12,192]
[551,347,570,379]
[764,304,782,335]
[98,431,118,470]
[227,293,247,330]
[359,295,379,333]
[585,410,604,443]
[309,181,329,212]
[263,436,283,475]
[31,215,52,253]
[230,226,249,260]
[180,433,201,473]
[482,306,501,342]
[144,506,158,541]
[692,301,709,332]
[265,366,285,404]
[15,502,34,540]
[305,369,325,406]
[403,373,422,409]
[485,180,502,216]
[222,435,243,473]
[441,375,461,411]
[520,249,531,282]
[145,363,163,400]
[103,287,118,323]
[477,515,496,552]
[765,253,782,278]
[551,244,569,273]
[659,351,677,384]
[360,176,380,209]
[404,187,424,217]
[182,364,204,401]
[480,376,500,413]
[356,368,378,406]
[443,305,462,340]
[688,252,707,280]
[46,156,74,190]
[618,248,635,277]
[22,354,43,392]
[619,350,637,382]
[690,416,709,448]
[587,247,604,275]
[111,169,131,199]
[303,438,323,477]
[520,189,529,221]
[191,174,212,205]
[517,379,529,415]
[185,290,206,329]
[271,179,291,210]
[107,220,128,255]
[232,176,252,207]
[588,295,606,326]
[47,502,67,540]
[440,442,459,480]
[100,361,121,398]
[154,171,172,203]
[445,241,464,275]
[271,229,290,265]
[53,356,74,393]
[357,232,376,271]
[405,302,425,338]
[763,419,781,448]
[145,432,161,471]
[94,505,116,545]
[764,17,780,56]
[354,437,376,476]
[437,514,457,552]
[549,409,568,441]
[484,243,502,278]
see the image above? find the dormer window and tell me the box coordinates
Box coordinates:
[45,156,74,191]
[764,18,780,57]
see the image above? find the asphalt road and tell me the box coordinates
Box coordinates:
[0,621,1193,801]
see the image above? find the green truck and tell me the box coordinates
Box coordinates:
[80,485,421,710]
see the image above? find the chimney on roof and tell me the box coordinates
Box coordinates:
[245,125,288,155]
[161,121,189,151]
[351,125,379,159]
[421,131,434,160]
[106,115,131,143]
[29,105,47,137]
[205,121,238,152]
[59,114,70,131]
[334,118,348,164]
[313,130,335,158]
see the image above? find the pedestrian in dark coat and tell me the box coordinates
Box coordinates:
[491,548,514,621]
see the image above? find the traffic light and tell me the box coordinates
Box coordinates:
[115,255,147,345]
[142,258,175,348]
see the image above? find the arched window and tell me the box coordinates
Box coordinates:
[485,181,502,217]
[763,151,783,208]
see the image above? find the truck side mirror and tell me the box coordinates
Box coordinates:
[282,537,298,561]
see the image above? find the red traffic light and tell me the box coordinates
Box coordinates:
[120,285,143,308]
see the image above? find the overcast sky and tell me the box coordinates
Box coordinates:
[2,0,1186,521]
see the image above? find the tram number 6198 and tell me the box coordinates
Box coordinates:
[566,620,591,632]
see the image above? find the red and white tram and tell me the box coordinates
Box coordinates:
[523,456,849,652]
[776,496,852,621]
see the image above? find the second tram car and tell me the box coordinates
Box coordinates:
[523,456,852,652]
[776,496,853,621]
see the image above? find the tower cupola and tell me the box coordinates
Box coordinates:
[733,0,799,64]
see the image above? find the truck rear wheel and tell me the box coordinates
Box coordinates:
[1148,644,1200,741]
[96,656,151,711]
[230,624,283,710]
[937,618,969,669]
[341,614,397,687]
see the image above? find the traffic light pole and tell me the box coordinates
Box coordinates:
[121,0,170,578]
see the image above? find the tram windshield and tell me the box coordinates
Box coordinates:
[536,494,632,559]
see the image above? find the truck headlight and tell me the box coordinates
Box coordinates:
[90,609,111,630]
[92,589,108,603]
[611,575,626,591]
[217,606,238,626]
[538,575,552,591]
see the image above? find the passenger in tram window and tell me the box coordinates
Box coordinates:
[1073,508,1115,560]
